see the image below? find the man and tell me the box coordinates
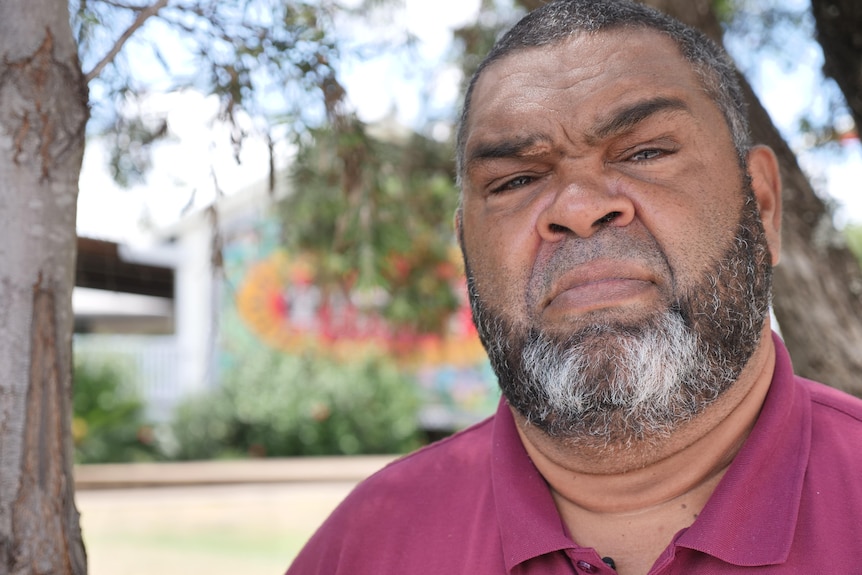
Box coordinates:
[286,1,862,573]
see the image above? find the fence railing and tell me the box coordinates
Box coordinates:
[74,334,186,422]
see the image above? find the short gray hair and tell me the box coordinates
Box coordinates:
[455,0,749,185]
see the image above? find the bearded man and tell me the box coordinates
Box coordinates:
[286,1,862,573]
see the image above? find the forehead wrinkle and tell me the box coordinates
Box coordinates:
[586,96,692,145]
[466,133,555,171]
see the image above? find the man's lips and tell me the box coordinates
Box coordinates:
[539,261,659,316]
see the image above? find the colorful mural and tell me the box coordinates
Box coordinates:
[218,211,499,430]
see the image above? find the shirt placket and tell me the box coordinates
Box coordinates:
[566,549,620,574]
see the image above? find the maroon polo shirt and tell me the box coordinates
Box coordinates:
[286,334,862,574]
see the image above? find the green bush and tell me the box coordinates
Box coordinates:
[165,350,422,460]
[846,224,862,264]
[162,389,241,461]
[72,358,158,464]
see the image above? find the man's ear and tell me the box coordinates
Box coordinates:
[454,207,464,249]
[747,145,782,265]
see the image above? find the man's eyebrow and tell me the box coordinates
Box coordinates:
[466,135,553,168]
[590,96,691,142]
[465,98,690,169]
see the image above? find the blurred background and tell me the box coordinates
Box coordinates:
[61,0,861,573]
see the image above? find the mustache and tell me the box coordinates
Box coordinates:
[525,226,674,312]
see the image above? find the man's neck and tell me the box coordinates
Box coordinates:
[514,330,776,575]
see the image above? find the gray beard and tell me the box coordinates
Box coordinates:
[465,190,773,449]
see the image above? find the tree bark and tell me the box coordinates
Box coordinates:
[811,0,862,133]
[640,0,862,396]
[0,0,89,572]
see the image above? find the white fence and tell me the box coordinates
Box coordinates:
[74,334,188,422]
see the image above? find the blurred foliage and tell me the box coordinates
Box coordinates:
[712,0,737,23]
[103,111,170,188]
[717,0,853,149]
[71,0,400,187]
[275,0,551,336]
[282,119,461,334]
[164,348,422,460]
[717,0,810,39]
[451,0,537,90]
[72,358,158,464]
[846,225,862,264]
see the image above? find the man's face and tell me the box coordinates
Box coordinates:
[458,29,776,445]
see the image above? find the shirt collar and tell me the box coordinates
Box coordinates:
[676,332,811,566]
[490,332,809,570]
[491,400,575,571]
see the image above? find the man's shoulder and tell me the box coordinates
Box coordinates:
[797,376,862,472]
[319,413,497,524]
[357,413,497,493]
[288,418,499,575]
[286,414,500,574]
[799,375,862,425]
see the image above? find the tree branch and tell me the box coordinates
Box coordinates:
[84,0,169,83]
[96,0,149,9]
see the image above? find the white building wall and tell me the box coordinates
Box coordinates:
[173,213,217,395]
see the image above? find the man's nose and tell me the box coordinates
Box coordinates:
[536,174,636,240]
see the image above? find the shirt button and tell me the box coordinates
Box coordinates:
[576,560,599,573]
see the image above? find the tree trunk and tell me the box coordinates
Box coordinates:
[811,0,862,133]
[640,0,862,396]
[0,0,89,573]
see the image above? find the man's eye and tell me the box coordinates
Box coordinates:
[493,175,534,193]
[630,148,663,161]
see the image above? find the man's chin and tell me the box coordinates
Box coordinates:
[534,302,674,339]
[500,309,709,445]
[519,401,683,453]
[535,313,672,347]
